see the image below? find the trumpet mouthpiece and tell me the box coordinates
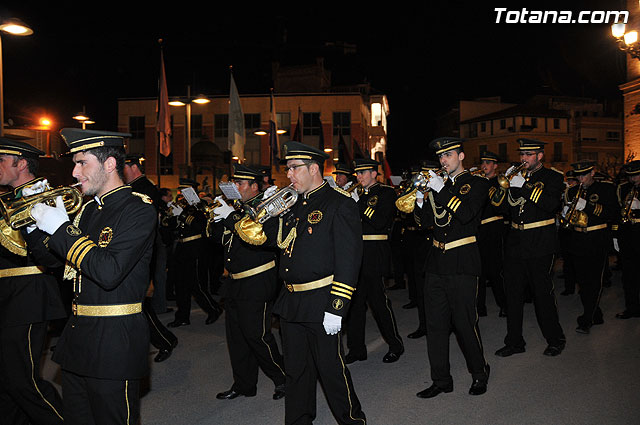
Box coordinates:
[70,182,82,188]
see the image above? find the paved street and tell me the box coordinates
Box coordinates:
[43,258,640,425]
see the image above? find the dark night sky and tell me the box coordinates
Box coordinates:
[0,1,629,171]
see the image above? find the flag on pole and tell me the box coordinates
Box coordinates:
[353,138,366,159]
[269,89,280,171]
[383,158,393,183]
[157,48,171,157]
[228,70,246,162]
[292,106,303,142]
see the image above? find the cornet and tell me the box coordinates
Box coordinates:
[395,168,448,213]
[621,185,638,224]
[497,162,528,189]
[346,182,364,196]
[246,184,298,224]
[0,183,83,230]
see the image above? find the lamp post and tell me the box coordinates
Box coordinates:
[611,23,640,59]
[169,85,209,177]
[0,18,33,137]
[73,108,94,129]
[39,117,51,156]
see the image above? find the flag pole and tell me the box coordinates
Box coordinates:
[157,39,163,188]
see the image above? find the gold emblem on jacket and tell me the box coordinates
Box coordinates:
[98,227,114,247]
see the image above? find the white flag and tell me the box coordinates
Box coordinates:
[228,73,245,162]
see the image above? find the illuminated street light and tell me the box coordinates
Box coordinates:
[168,86,210,173]
[73,110,93,129]
[611,22,640,60]
[0,17,33,137]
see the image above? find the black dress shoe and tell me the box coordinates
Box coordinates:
[154,349,172,362]
[543,342,565,356]
[407,329,427,339]
[575,325,590,334]
[616,310,640,319]
[593,316,604,325]
[402,301,417,309]
[469,379,487,395]
[206,311,221,325]
[216,389,256,400]
[382,348,404,363]
[560,289,574,296]
[498,308,507,318]
[416,384,452,399]
[344,352,367,364]
[494,345,525,357]
[167,319,190,328]
[273,384,285,400]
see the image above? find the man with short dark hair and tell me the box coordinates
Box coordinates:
[31,128,157,425]
[495,138,566,358]
[0,138,65,425]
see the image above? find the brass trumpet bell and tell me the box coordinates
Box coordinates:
[0,186,83,230]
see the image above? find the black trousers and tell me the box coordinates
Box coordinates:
[174,241,220,322]
[0,322,64,425]
[478,247,506,312]
[61,371,140,425]
[225,298,285,394]
[503,254,565,348]
[424,273,488,389]
[346,267,403,356]
[574,252,606,327]
[143,298,177,351]
[280,320,366,425]
[620,235,640,313]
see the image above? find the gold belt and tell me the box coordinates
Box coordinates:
[286,275,333,293]
[72,302,142,317]
[511,218,555,231]
[363,234,388,241]
[432,236,476,252]
[573,223,608,233]
[231,260,276,280]
[0,266,45,278]
[178,234,202,243]
[480,215,503,225]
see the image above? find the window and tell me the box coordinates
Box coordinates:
[276,112,290,135]
[531,118,538,128]
[553,118,560,129]
[214,114,228,138]
[480,122,486,132]
[500,119,506,130]
[498,143,507,162]
[128,116,145,154]
[553,142,563,162]
[191,114,203,139]
[333,112,351,136]
[303,113,321,136]
[244,113,261,130]
[606,131,621,142]
[469,123,478,138]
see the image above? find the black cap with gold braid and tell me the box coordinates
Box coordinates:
[281,141,329,164]
[0,138,44,158]
[60,128,130,154]
[623,159,640,175]
[517,138,546,151]
[352,158,379,172]
[570,160,596,176]
[332,162,353,176]
[429,137,463,155]
[480,151,499,162]
[232,164,262,182]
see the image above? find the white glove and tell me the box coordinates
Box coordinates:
[505,165,516,176]
[632,198,640,210]
[613,238,619,252]
[213,196,234,222]
[30,196,69,235]
[262,185,278,200]
[575,198,587,211]
[169,202,183,217]
[427,170,445,193]
[343,181,353,190]
[416,190,424,208]
[323,312,342,335]
[351,190,359,203]
[510,173,525,188]
[22,179,49,197]
[561,205,570,218]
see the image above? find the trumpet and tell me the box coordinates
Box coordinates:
[346,182,364,196]
[621,185,638,224]
[395,168,448,213]
[497,162,528,189]
[247,184,298,224]
[469,167,485,177]
[0,183,83,230]
[560,183,588,228]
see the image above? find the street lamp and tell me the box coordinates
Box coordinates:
[73,111,94,129]
[611,23,640,60]
[0,17,33,137]
[168,86,209,176]
[39,116,52,155]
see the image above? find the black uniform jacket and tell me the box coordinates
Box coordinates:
[216,193,279,301]
[417,170,489,276]
[505,166,563,259]
[256,181,363,322]
[358,182,396,276]
[565,181,616,256]
[128,175,161,212]
[0,178,66,327]
[616,181,640,240]
[48,185,156,380]
[478,176,508,247]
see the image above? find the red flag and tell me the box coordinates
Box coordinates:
[157,49,171,157]
[383,158,393,182]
